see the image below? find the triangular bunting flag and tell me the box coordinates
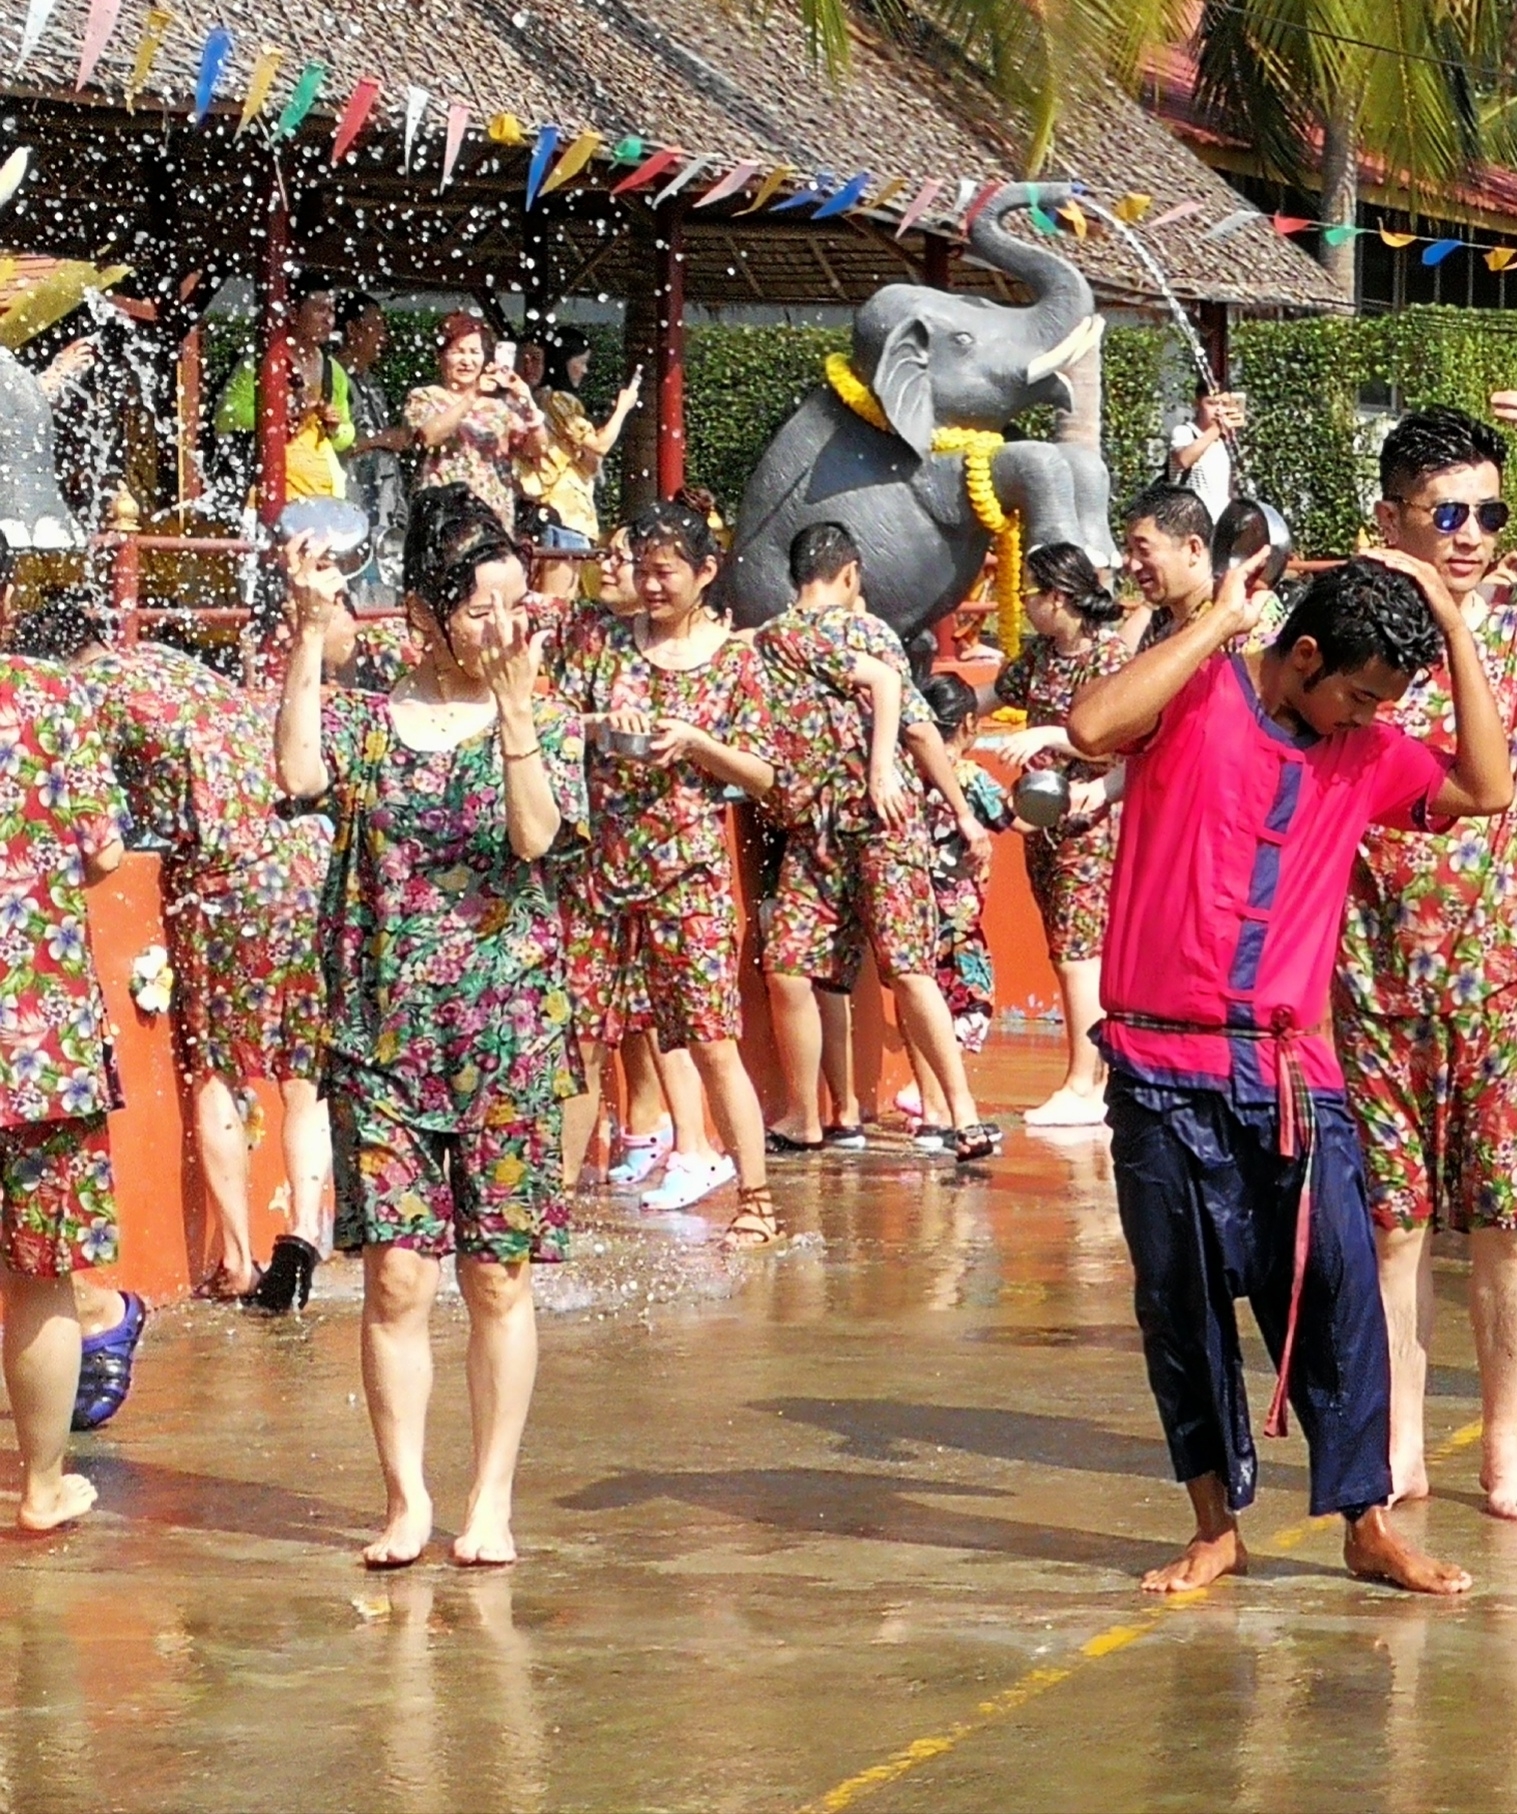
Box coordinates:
[1322,222,1358,246]
[541,129,601,196]
[440,101,470,189]
[813,170,872,219]
[868,176,907,211]
[1271,212,1312,235]
[15,0,59,69]
[274,60,325,140]
[0,147,30,211]
[125,5,173,108]
[404,86,430,172]
[611,146,682,196]
[1056,198,1090,240]
[488,113,526,146]
[76,0,122,90]
[524,124,559,209]
[611,135,644,164]
[960,179,1001,231]
[949,177,977,219]
[1205,207,1258,241]
[695,159,762,209]
[332,75,381,164]
[1028,201,1058,235]
[236,46,284,134]
[738,165,794,213]
[1378,226,1417,248]
[1487,246,1517,273]
[1113,192,1151,224]
[191,25,233,126]
[653,154,714,207]
[1422,238,1464,266]
[895,178,943,239]
[1147,200,1205,229]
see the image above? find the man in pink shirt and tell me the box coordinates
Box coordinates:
[1069,548,1512,1597]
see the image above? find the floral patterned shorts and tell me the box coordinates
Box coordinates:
[764,826,938,990]
[938,925,995,1054]
[1334,984,1517,1233]
[1023,816,1116,966]
[564,866,742,1052]
[329,1086,570,1265]
[166,817,328,1084]
[0,1113,117,1278]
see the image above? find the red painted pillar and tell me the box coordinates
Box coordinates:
[654,201,686,500]
[177,322,203,504]
[255,167,290,526]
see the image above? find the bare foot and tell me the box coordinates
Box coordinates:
[1025,1086,1107,1129]
[1141,1527,1248,1593]
[1389,1458,1430,1506]
[453,1493,517,1568]
[1480,1452,1517,1520]
[1344,1506,1472,1594]
[18,1472,97,1532]
[362,1494,432,1570]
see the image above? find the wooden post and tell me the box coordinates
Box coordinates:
[1197,301,1230,387]
[923,232,952,290]
[177,322,203,504]
[654,200,686,499]
[255,166,290,527]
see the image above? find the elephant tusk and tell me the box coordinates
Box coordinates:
[1025,314,1104,385]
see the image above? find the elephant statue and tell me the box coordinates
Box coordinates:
[0,346,83,551]
[714,184,1119,639]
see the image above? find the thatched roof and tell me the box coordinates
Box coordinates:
[0,0,1348,313]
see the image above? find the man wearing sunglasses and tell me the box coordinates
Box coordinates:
[1335,404,1517,1521]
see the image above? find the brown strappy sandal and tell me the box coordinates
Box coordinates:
[722,1184,781,1250]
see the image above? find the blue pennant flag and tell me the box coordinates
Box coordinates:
[192,25,234,126]
[812,170,871,219]
[773,171,835,212]
[1421,237,1464,266]
[525,124,560,210]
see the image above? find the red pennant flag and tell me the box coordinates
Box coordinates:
[962,179,1002,231]
[332,75,381,164]
[610,147,682,196]
[1272,211,1313,235]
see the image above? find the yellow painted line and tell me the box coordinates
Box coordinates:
[795,1428,1490,1814]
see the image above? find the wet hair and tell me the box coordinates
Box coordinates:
[789,521,862,589]
[676,483,719,521]
[437,310,494,360]
[919,672,977,741]
[5,594,107,661]
[335,291,382,336]
[628,500,720,571]
[905,629,938,687]
[1275,556,1442,682]
[1123,483,1213,546]
[1379,403,1507,499]
[1025,541,1122,625]
[403,484,522,624]
[542,326,591,394]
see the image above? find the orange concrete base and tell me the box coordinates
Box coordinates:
[89,770,1059,1301]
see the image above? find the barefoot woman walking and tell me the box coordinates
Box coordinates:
[277,484,586,1567]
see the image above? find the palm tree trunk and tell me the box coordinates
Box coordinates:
[1319,95,1359,301]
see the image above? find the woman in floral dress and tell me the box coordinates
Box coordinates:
[277,482,585,1569]
[992,543,1131,1127]
[404,314,548,535]
[554,501,781,1247]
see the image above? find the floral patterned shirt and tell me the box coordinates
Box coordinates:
[1339,588,1517,1016]
[928,758,1014,938]
[319,692,588,1129]
[403,384,541,533]
[994,629,1130,785]
[0,657,127,1127]
[348,618,421,695]
[77,643,282,877]
[555,613,775,906]
[753,603,933,835]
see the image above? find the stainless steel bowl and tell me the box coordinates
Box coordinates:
[1210,497,1292,592]
[276,497,373,576]
[602,726,654,760]
[1013,768,1071,829]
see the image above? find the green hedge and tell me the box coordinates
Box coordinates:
[205,303,1517,554]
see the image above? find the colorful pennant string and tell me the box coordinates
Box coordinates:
[273,60,325,140]
[237,46,284,134]
[813,170,872,219]
[895,178,943,238]
[611,147,683,196]
[125,4,173,108]
[1056,198,1090,240]
[487,112,526,146]
[1488,247,1517,273]
[1204,206,1258,241]
[959,178,1001,231]
[541,129,601,196]
[75,0,122,90]
[1271,211,1312,235]
[524,124,559,208]
[610,135,644,164]
[652,153,713,207]
[1113,192,1152,223]
[739,166,794,213]
[403,86,430,172]
[15,0,59,70]
[868,176,907,212]
[1147,199,1205,229]
[1028,200,1058,234]
[695,158,762,209]
[1422,237,1464,266]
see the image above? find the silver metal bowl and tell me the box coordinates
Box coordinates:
[1013,768,1071,829]
[1210,497,1292,592]
[601,726,654,760]
[276,497,373,576]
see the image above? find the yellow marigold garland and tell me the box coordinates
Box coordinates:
[824,353,1022,655]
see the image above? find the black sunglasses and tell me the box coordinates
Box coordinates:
[1391,497,1511,535]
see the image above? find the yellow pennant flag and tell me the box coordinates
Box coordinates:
[1379,226,1417,248]
[739,165,794,214]
[126,5,174,110]
[488,113,527,146]
[1114,192,1151,223]
[1487,246,1517,272]
[540,129,601,195]
[1058,199,1089,240]
[867,175,907,211]
[237,46,285,135]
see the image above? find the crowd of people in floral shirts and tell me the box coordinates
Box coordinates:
[14,385,1517,1585]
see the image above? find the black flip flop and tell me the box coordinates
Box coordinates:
[764,1128,824,1155]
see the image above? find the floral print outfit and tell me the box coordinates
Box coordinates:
[1335,587,1517,1233]
[755,604,939,987]
[927,759,1015,1051]
[80,644,324,1083]
[994,629,1129,964]
[555,612,775,1050]
[403,385,542,533]
[318,691,587,1262]
[0,657,127,1276]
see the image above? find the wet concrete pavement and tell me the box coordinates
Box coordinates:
[4,1030,1516,1814]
